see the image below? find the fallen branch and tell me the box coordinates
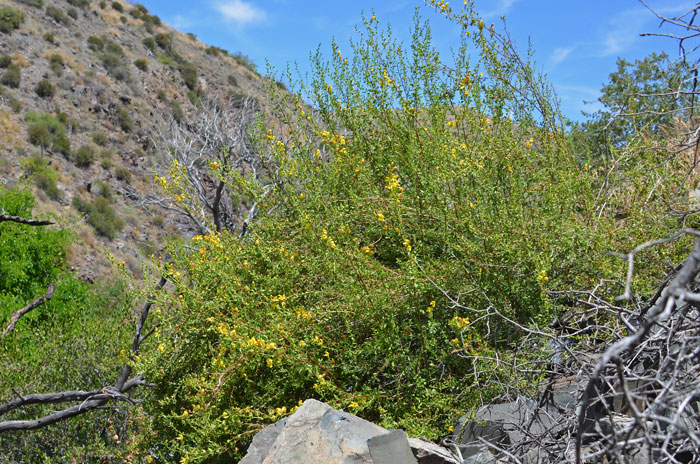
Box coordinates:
[2,283,55,338]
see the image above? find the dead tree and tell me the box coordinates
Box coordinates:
[146,95,267,236]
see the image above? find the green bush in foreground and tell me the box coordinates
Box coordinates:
[134,4,692,463]
[0,187,132,462]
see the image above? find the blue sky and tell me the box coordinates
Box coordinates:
[136,0,693,121]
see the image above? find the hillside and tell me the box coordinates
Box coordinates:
[0,0,265,281]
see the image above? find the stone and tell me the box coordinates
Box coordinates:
[453,398,562,459]
[258,399,386,464]
[368,429,417,464]
[239,400,460,464]
[407,437,460,464]
[239,418,288,464]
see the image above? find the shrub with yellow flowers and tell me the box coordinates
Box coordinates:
[133,2,691,462]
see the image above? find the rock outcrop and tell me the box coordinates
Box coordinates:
[239,399,459,464]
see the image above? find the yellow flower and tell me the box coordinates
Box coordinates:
[177,434,184,441]
[266,358,273,368]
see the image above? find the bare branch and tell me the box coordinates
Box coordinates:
[0,215,53,227]
[2,283,55,338]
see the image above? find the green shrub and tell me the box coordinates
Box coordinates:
[231,52,256,73]
[114,165,131,183]
[15,0,43,7]
[187,89,200,106]
[9,97,21,113]
[25,111,71,156]
[179,61,198,90]
[0,187,136,461]
[0,6,24,33]
[148,14,161,27]
[91,131,109,146]
[0,54,11,68]
[35,78,55,98]
[130,3,148,18]
[67,0,90,8]
[156,89,167,101]
[27,124,50,147]
[116,105,133,132]
[72,195,124,239]
[186,32,196,40]
[134,57,148,71]
[99,0,106,8]
[46,6,70,26]
[21,155,60,199]
[170,99,183,123]
[42,32,55,43]
[99,50,130,81]
[205,45,225,56]
[154,32,170,50]
[105,42,124,56]
[119,15,127,24]
[156,52,175,67]
[49,53,64,75]
[135,6,684,461]
[141,37,155,52]
[87,35,105,51]
[0,63,20,88]
[110,1,123,13]
[74,145,96,167]
[227,74,237,86]
[66,7,78,20]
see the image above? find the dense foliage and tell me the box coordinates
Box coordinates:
[128,4,699,463]
[0,187,131,462]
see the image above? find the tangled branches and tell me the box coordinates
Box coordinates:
[445,233,700,463]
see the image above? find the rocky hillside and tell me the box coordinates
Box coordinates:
[0,0,266,280]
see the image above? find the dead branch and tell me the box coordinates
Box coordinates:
[1,283,55,338]
[0,277,166,433]
[0,214,53,227]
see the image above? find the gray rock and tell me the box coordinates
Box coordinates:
[239,400,459,464]
[258,399,385,464]
[408,437,460,464]
[239,417,288,464]
[460,449,497,464]
[453,398,562,459]
[368,429,418,464]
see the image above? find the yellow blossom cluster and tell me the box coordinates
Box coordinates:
[320,228,337,249]
[426,300,436,315]
[451,315,471,331]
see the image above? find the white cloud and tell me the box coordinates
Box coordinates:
[216,0,267,26]
[550,47,573,67]
[481,0,519,19]
[598,7,649,56]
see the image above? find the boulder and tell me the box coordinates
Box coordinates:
[452,398,561,459]
[239,418,288,464]
[239,399,459,464]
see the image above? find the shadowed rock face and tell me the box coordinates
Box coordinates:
[239,399,459,464]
